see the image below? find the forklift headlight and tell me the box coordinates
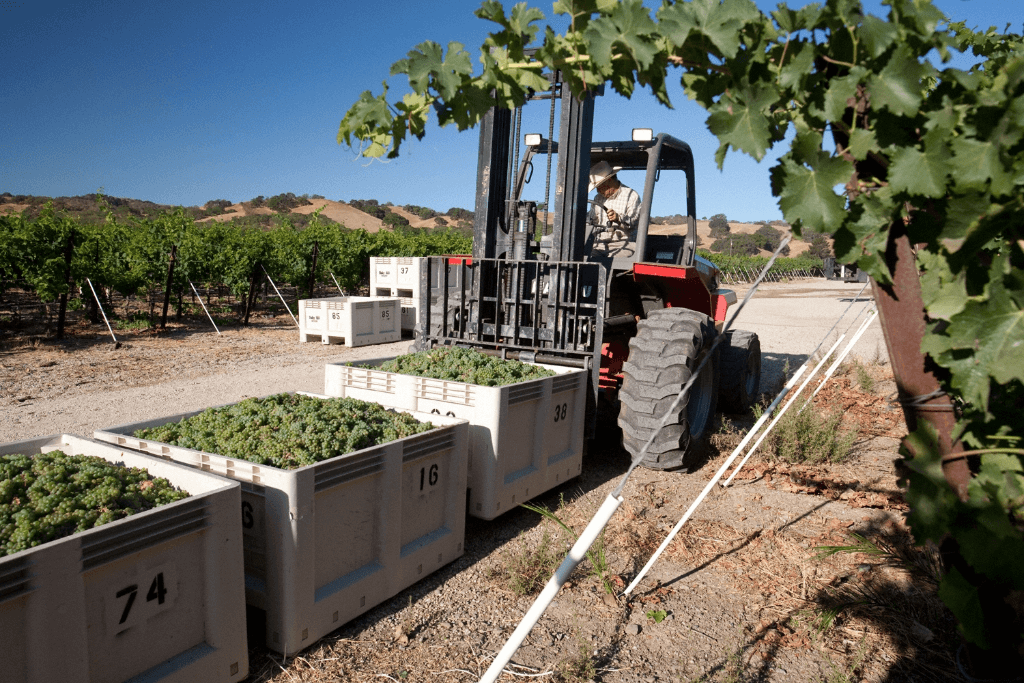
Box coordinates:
[524,133,543,147]
[632,128,654,142]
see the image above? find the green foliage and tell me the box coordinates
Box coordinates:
[337,0,1024,655]
[133,394,434,470]
[708,212,731,237]
[769,402,856,465]
[699,250,822,276]
[646,609,667,623]
[374,346,556,386]
[0,450,189,557]
[1,208,471,305]
[116,313,152,331]
[265,193,312,213]
[523,497,615,595]
[491,528,565,593]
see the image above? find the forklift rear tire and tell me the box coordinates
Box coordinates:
[718,330,761,414]
[618,308,719,471]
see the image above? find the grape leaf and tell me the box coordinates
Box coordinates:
[888,144,950,199]
[823,69,864,123]
[391,41,473,101]
[584,0,659,74]
[707,82,779,164]
[949,137,1013,196]
[938,566,988,648]
[776,154,853,231]
[657,0,761,59]
[858,14,899,59]
[847,128,877,161]
[866,45,932,117]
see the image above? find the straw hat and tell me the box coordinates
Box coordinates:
[588,160,621,192]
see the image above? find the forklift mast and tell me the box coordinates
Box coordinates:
[416,68,608,431]
[472,72,596,263]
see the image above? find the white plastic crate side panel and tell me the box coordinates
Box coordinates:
[313,469,382,588]
[394,427,467,592]
[394,257,421,288]
[322,363,587,520]
[372,300,400,337]
[370,257,398,288]
[0,594,29,683]
[0,434,247,683]
[94,404,467,657]
[301,301,326,331]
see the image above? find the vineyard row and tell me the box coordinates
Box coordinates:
[0,208,823,336]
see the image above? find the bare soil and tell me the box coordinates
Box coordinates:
[0,283,960,683]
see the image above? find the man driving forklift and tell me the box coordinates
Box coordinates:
[587,160,641,241]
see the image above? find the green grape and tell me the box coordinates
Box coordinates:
[133,394,435,471]
[362,347,556,386]
[0,450,190,559]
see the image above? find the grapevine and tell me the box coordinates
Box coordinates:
[0,450,189,558]
[337,0,1024,663]
[371,347,556,386]
[0,208,473,311]
[133,394,435,470]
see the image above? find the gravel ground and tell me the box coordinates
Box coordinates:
[0,279,959,683]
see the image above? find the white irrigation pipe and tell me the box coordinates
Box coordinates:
[625,277,871,591]
[798,310,879,414]
[85,277,118,344]
[720,335,846,488]
[478,493,624,683]
[717,281,871,488]
[329,270,345,296]
[261,265,300,328]
[188,280,221,335]
[621,361,808,596]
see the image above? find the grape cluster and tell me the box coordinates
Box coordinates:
[133,394,435,470]
[372,347,555,386]
[0,450,190,558]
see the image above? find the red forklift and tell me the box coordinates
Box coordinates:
[415,67,760,470]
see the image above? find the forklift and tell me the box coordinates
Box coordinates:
[415,66,761,471]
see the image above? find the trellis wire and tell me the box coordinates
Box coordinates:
[188,279,221,335]
[85,277,117,344]
[262,265,300,328]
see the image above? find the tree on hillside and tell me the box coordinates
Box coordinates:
[754,223,784,251]
[807,234,832,260]
[710,233,760,256]
[707,213,730,237]
[336,2,1024,669]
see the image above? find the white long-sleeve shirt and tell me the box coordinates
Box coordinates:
[589,184,641,235]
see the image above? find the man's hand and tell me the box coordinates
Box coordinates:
[606,208,619,223]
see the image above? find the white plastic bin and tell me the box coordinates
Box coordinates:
[324,360,586,520]
[299,297,401,346]
[370,256,422,291]
[94,395,468,657]
[0,434,248,683]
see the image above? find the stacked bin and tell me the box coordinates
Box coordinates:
[299,296,401,346]
[324,360,587,520]
[0,434,248,683]
[369,257,423,333]
[369,257,467,334]
[94,394,468,657]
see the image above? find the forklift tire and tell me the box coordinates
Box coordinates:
[618,308,719,471]
[718,330,761,414]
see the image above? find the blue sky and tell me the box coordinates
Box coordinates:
[1,0,1019,222]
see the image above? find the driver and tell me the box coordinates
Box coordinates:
[588,160,641,240]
